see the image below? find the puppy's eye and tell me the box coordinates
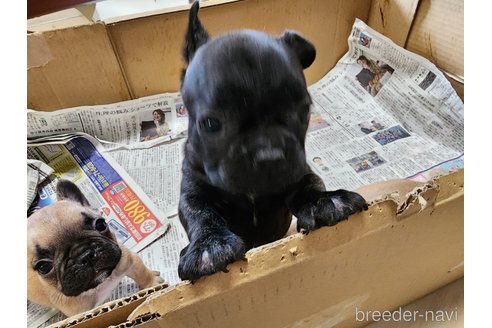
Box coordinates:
[34,260,53,275]
[94,218,108,232]
[200,117,221,133]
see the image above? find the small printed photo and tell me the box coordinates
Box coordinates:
[418,71,437,90]
[357,119,386,135]
[353,54,395,97]
[139,108,172,142]
[347,151,386,173]
[372,125,411,146]
[358,32,372,48]
[175,103,188,117]
[312,156,330,172]
[308,113,330,132]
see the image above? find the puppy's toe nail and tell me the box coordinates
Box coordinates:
[152,270,161,275]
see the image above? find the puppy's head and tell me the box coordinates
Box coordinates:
[181,2,316,195]
[27,180,122,302]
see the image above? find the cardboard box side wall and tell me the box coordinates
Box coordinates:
[27,0,464,110]
[119,170,463,328]
[106,0,371,99]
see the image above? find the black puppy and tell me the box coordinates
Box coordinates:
[178,2,367,281]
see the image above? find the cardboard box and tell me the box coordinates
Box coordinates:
[27,0,464,326]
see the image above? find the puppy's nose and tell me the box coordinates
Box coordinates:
[254,147,285,162]
[76,249,96,265]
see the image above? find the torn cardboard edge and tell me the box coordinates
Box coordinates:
[27,23,110,70]
[45,169,463,327]
[108,313,161,328]
[47,283,168,328]
[124,170,463,322]
[27,32,55,69]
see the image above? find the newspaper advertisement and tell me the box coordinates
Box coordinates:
[27,93,188,150]
[304,19,464,190]
[106,138,186,218]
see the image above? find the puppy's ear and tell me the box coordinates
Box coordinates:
[183,1,210,64]
[56,179,90,207]
[279,31,316,69]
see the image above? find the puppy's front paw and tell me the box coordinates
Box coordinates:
[139,270,165,289]
[150,270,165,286]
[296,190,367,233]
[178,232,246,282]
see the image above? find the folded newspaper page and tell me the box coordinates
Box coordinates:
[27,93,188,150]
[26,18,464,328]
[304,19,463,190]
[27,159,53,211]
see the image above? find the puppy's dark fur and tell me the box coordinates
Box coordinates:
[178,2,367,281]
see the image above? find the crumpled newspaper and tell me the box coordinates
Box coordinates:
[27,159,53,214]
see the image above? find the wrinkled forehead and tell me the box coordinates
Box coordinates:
[27,201,99,252]
[182,31,309,112]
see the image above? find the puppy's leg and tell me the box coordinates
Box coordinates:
[286,173,368,233]
[119,247,164,289]
[178,183,246,282]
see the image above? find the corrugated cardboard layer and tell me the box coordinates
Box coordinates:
[47,284,168,328]
[27,24,131,111]
[122,170,463,328]
[406,0,464,80]
[107,0,371,98]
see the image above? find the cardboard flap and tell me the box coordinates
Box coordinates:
[368,0,420,46]
[406,0,464,80]
[27,23,131,111]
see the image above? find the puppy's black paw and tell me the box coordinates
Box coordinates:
[296,189,367,233]
[178,231,246,282]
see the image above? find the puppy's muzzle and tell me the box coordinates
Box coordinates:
[60,239,121,296]
[254,147,285,162]
[219,131,308,194]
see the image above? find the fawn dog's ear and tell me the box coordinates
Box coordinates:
[56,179,90,207]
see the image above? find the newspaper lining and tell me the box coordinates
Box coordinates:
[27,19,463,328]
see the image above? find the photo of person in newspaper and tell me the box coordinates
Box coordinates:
[176,103,188,117]
[312,156,330,172]
[354,54,394,96]
[372,125,411,146]
[139,109,171,142]
[308,113,330,132]
[357,119,386,135]
[347,151,387,173]
[358,32,372,48]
